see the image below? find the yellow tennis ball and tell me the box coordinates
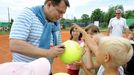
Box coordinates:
[54,72,70,75]
[59,40,82,64]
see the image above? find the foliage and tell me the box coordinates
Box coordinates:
[124,10,134,19]
[81,14,90,26]
[91,8,104,23]
[60,5,134,30]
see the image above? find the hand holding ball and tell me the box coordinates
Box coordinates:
[59,40,82,64]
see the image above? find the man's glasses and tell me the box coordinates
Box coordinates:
[116,13,121,14]
[55,7,64,15]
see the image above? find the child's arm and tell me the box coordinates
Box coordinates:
[84,45,100,69]
[81,60,94,75]
[84,45,94,69]
[73,25,98,55]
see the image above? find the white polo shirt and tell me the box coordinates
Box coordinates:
[108,17,128,37]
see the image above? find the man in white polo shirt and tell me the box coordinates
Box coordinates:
[107,9,129,37]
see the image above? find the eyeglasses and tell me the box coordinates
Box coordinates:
[55,7,64,15]
[116,13,121,14]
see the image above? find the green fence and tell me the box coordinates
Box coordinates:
[0,22,9,27]
[127,19,134,26]
[0,22,11,32]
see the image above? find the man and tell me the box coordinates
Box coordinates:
[9,0,70,75]
[107,9,129,37]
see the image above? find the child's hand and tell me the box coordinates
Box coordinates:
[73,60,82,68]
[72,25,85,33]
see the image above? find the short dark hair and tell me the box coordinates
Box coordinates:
[45,0,70,7]
[129,23,134,30]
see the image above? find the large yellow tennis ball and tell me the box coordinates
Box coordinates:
[59,40,82,64]
[54,72,69,75]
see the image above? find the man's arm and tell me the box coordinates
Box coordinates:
[107,18,113,36]
[107,28,111,36]
[10,39,65,58]
[124,19,129,38]
[124,28,129,38]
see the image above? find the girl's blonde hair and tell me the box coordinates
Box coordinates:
[99,37,133,66]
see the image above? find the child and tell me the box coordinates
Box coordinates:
[0,58,50,75]
[128,23,134,40]
[79,25,100,75]
[74,25,133,75]
[124,23,134,75]
[85,25,100,37]
[66,26,83,75]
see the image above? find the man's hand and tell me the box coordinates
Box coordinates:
[47,45,65,58]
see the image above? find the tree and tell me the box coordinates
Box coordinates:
[60,18,66,29]
[73,16,77,23]
[90,8,104,23]
[115,5,124,13]
[105,6,115,23]
[81,14,90,27]
[124,10,134,19]
[60,18,66,25]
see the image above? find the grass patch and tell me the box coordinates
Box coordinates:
[0,31,10,35]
